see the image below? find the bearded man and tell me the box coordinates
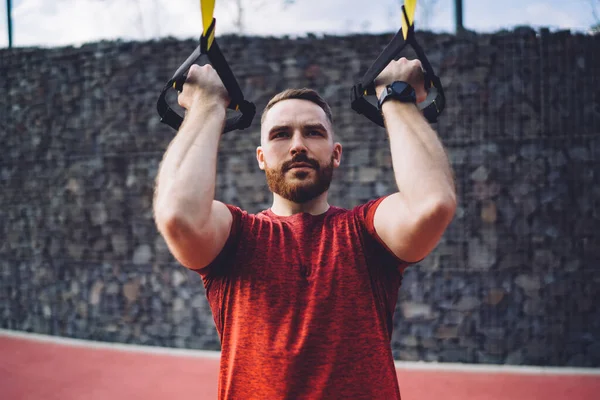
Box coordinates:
[153,57,457,400]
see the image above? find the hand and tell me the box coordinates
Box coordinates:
[374,57,427,103]
[177,64,230,112]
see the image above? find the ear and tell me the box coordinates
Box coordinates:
[332,142,342,168]
[256,146,265,170]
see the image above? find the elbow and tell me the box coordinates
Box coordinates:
[154,198,190,237]
[154,205,186,239]
[421,194,457,227]
[153,201,206,240]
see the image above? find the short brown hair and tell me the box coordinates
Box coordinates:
[261,88,333,125]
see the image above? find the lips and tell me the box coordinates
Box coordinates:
[288,162,314,170]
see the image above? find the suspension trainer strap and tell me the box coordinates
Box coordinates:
[156,0,256,132]
[350,0,445,126]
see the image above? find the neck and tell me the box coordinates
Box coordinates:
[269,192,330,216]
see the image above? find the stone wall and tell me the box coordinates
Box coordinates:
[1,28,599,366]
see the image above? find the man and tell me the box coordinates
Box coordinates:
[153,57,456,399]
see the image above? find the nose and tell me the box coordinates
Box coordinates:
[289,131,308,156]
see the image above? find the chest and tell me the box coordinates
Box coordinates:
[239,217,368,285]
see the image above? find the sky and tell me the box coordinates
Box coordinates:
[0,0,598,48]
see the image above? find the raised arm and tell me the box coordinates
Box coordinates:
[153,64,233,270]
[373,58,457,264]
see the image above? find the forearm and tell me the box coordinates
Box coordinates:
[382,102,456,211]
[153,104,226,228]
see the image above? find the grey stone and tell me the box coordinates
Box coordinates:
[468,238,496,270]
[435,325,460,339]
[172,270,187,287]
[111,234,128,256]
[358,167,378,183]
[133,245,153,265]
[89,281,104,306]
[399,335,419,347]
[568,147,591,162]
[515,274,542,292]
[90,203,108,226]
[505,349,525,365]
[398,349,421,361]
[400,302,436,320]
[453,296,481,312]
[470,166,490,182]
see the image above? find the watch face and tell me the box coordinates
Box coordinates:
[391,81,409,94]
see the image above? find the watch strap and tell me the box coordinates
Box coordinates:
[378,81,417,109]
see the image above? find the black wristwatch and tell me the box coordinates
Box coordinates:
[377,81,417,109]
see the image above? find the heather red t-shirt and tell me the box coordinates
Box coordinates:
[195,197,412,399]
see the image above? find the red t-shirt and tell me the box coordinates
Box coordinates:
[195,197,411,399]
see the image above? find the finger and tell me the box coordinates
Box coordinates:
[411,59,423,69]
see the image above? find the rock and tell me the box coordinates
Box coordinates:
[111,234,128,256]
[448,148,468,165]
[106,282,119,295]
[505,349,525,365]
[67,244,84,259]
[473,182,501,201]
[358,167,378,183]
[568,147,591,162]
[435,325,459,339]
[481,201,497,223]
[172,270,187,287]
[498,252,527,270]
[477,351,503,364]
[439,349,473,363]
[71,281,80,296]
[173,297,185,313]
[533,249,559,270]
[485,289,505,305]
[90,203,108,226]
[453,296,481,312]
[400,302,436,320]
[523,299,545,317]
[123,280,141,303]
[43,305,52,318]
[442,311,466,325]
[133,244,152,265]
[515,274,542,292]
[548,150,567,167]
[470,166,490,182]
[468,238,496,270]
[90,281,104,305]
[399,335,419,347]
[398,349,421,361]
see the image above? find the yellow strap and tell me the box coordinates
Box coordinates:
[402,0,417,40]
[201,0,216,36]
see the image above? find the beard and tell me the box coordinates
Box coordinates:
[265,153,335,204]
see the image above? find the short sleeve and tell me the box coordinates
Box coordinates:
[192,204,245,278]
[354,197,418,273]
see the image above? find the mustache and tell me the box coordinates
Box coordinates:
[282,154,320,171]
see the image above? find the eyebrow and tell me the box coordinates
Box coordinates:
[268,123,329,136]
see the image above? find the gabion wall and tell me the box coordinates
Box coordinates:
[1,27,599,366]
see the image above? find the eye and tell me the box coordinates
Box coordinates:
[272,131,289,139]
[307,130,323,137]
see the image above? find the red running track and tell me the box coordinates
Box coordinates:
[1,331,599,400]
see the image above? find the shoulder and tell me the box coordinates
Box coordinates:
[329,197,388,224]
[222,204,284,234]
[319,197,388,235]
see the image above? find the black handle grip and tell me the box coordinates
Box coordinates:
[350,11,445,126]
[156,19,256,133]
